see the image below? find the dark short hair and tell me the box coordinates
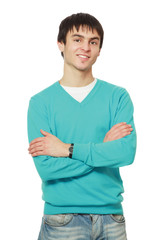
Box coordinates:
[57,13,104,57]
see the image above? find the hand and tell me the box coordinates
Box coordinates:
[103,122,133,142]
[28,129,70,157]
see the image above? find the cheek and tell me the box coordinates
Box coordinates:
[72,45,81,53]
[65,45,78,57]
[91,50,100,60]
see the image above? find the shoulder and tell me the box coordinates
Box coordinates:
[98,78,127,96]
[29,81,58,104]
[97,79,133,107]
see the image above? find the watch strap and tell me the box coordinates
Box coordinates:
[69,143,74,158]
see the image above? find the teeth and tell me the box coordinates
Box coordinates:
[78,55,88,58]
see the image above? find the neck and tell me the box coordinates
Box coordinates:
[59,64,95,87]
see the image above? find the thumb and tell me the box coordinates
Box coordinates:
[40,129,50,136]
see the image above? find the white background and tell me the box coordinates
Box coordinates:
[0,0,160,239]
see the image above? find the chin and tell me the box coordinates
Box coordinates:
[75,64,91,72]
[76,67,90,72]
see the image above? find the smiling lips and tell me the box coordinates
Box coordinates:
[77,54,90,59]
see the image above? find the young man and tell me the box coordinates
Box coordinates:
[27,13,137,240]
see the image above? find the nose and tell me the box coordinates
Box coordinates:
[81,41,91,52]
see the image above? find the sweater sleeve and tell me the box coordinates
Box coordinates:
[72,87,137,168]
[27,95,94,182]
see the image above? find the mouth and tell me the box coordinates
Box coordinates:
[77,54,90,59]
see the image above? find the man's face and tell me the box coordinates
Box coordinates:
[58,25,101,72]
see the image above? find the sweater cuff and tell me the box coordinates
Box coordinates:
[72,143,90,163]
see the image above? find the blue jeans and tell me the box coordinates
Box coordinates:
[38,213,127,240]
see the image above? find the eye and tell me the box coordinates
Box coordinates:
[74,39,81,43]
[90,41,97,45]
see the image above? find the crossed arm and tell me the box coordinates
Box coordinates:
[28,122,133,158]
[27,88,137,181]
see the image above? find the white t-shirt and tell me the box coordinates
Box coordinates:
[60,78,97,103]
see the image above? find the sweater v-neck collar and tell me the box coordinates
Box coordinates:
[55,78,101,106]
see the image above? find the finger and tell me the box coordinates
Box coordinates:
[119,123,132,130]
[121,127,133,133]
[111,122,127,130]
[40,129,50,136]
[113,128,132,140]
[119,125,133,131]
[115,126,133,135]
[31,151,44,157]
[29,142,43,151]
[113,123,132,132]
[29,146,44,154]
[120,130,132,137]
[29,141,44,150]
[122,127,133,135]
[30,137,44,145]
[106,124,132,139]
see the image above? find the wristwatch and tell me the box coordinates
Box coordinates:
[69,143,74,158]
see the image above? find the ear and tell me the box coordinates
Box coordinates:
[57,41,64,53]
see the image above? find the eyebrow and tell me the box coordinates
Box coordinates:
[71,34,100,41]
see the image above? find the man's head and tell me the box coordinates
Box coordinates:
[57,13,104,58]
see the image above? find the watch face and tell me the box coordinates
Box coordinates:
[69,144,74,153]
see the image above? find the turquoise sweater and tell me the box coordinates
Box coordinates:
[27,79,137,215]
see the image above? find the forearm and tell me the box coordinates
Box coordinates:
[72,129,137,168]
[32,155,94,182]
[27,96,94,181]
[71,88,137,168]
[28,129,94,181]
